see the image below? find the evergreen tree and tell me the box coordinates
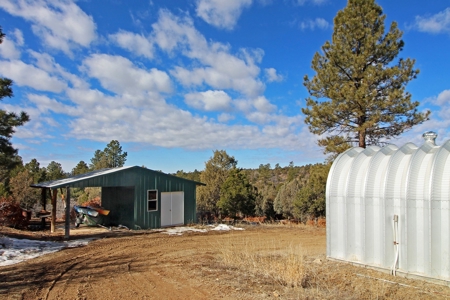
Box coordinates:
[46,161,65,181]
[174,169,201,182]
[90,149,109,170]
[103,140,127,168]
[218,168,256,219]
[286,161,296,182]
[24,158,47,183]
[0,27,30,181]
[197,150,237,215]
[90,140,127,170]
[293,163,330,221]
[302,0,429,159]
[72,160,89,175]
[274,179,300,219]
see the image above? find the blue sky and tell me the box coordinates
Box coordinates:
[0,0,449,173]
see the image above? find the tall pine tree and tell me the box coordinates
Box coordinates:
[302,0,429,159]
[197,150,237,216]
[0,27,29,182]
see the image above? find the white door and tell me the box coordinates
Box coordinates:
[161,193,172,227]
[171,192,184,225]
[160,192,184,227]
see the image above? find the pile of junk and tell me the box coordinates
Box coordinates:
[74,205,110,227]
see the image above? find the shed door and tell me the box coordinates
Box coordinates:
[161,191,184,227]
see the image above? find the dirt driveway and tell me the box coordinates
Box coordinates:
[1,225,449,299]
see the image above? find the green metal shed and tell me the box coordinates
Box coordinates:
[32,166,205,230]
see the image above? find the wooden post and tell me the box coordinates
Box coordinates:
[40,188,46,229]
[64,187,71,240]
[51,189,57,233]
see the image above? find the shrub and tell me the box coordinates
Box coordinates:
[0,197,28,229]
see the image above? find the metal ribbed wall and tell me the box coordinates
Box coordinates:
[326,136,450,282]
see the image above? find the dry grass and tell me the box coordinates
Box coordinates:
[217,237,307,288]
[216,229,450,299]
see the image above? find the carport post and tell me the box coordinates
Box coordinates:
[64,187,71,240]
[51,189,57,233]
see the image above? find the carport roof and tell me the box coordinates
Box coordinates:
[31,165,205,189]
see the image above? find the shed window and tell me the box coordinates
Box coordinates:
[147,190,158,212]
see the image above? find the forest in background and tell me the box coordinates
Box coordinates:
[174,150,329,222]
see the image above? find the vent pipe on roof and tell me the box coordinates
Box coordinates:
[422,131,437,145]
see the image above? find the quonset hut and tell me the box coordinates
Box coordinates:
[326,132,449,284]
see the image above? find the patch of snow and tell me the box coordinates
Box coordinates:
[161,224,244,235]
[162,227,208,235]
[0,236,95,267]
[210,224,244,231]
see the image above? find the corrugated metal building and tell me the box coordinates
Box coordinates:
[326,132,450,284]
[32,166,205,229]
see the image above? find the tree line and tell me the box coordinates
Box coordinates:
[174,150,329,222]
[1,140,127,210]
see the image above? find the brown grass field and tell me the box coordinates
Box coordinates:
[0,224,449,299]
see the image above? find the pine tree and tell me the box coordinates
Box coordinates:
[72,161,89,175]
[218,168,256,219]
[103,140,127,168]
[293,163,330,221]
[302,0,429,159]
[46,161,65,181]
[197,150,237,215]
[90,140,127,170]
[0,27,30,181]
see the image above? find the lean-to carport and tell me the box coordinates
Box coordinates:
[31,166,205,239]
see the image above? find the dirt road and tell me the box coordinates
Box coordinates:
[1,225,449,299]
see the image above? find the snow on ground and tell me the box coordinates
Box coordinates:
[161,224,244,235]
[0,236,95,267]
[0,224,244,266]
[209,224,244,231]
[162,227,208,235]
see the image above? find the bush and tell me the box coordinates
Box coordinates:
[0,197,28,229]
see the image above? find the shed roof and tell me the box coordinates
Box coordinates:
[31,165,205,189]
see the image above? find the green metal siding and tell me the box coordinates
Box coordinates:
[132,168,198,229]
[102,186,135,228]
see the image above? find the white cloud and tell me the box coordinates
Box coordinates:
[13,29,24,46]
[299,18,330,30]
[436,89,450,105]
[82,54,172,95]
[0,60,66,92]
[33,84,303,151]
[217,113,235,122]
[195,0,253,30]
[109,31,154,59]
[27,94,78,116]
[29,51,88,89]
[234,96,276,115]
[0,0,97,55]
[0,103,55,140]
[184,90,232,111]
[264,68,283,82]
[252,96,276,113]
[152,10,264,97]
[0,29,24,59]
[414,8,450,34]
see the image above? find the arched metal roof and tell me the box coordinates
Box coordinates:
[327,132,450,283]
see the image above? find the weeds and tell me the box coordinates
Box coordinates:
[217,237,308,288]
